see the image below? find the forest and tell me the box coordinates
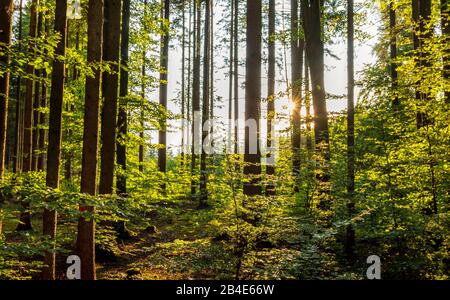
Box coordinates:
[0,0,448,280]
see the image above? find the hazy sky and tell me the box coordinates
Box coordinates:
[160,0,380,154]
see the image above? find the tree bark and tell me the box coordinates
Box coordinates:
[117,0,130,196]
[42,0,67,280]
[13,0,24,173]
[233,0,239,155]
[0,0,13,178]
[389,0,399,106]
[77,0,104,281]
[345,0,356,263]
[243,0,262,196]
[291,0,304,190]
[99,0,122,196]
[158,0,169,191]
[442,0,449,104]
[191,0,201,196]
[266,0,276,196]
[200,0,211,206]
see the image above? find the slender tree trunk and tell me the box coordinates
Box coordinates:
[210,1,214,146]
[117,0,130,195]
[441,0,449,104]
[42,0,67,280]
[228,0,234,153]
[233,0,239,155]
[116,0,130,239]
[139,50,145,173]
[181,0,186,163]
[158,0,169,191]
[191,0,201,196]
[186,0,192,165]
[305,55,312,152]
[291,0,304,191]
[99,0,122,195]
[345,0,356,263]
[389,1,399,106]
[32,12,44,171]
[37,19,49,172]
[266,0,276,196]
[77,0,104,280]
[243,0,262,196]
[0,0,13,178]
[200,0,211,206]
[13,0,24,173]
[17,0,39,232]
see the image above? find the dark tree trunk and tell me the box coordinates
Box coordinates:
[291,0,304,190]
[99,0,122,195]
[117,0,130,196]
[345,0,356,263]
[158,0,169,191]
[115,0,130,239]
[42,0,67,280]
[228,0,234,153]
[17,0,39,232]
[37,19,49,172]
[191,0,201,196]
[442,0,449,104]
[302,0,330,212]
[233,0,239,154]
[32,12,44,171]
[0,0,13,178]
[243,0,262,196]
[13,0,24,174]
[200,0,211,206]
[266,0,276,196]
[77,0,104,281]
[305,55,312,152]
[389,1,399,106]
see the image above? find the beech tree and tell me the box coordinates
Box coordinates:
[77,0,104,281]
[43,0,67,280]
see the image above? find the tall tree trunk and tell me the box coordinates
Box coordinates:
[442,0,449,104]
[186,0,192,164]
[181,0,186,163]
[42,0,67,280]
[191,0,201,196]
[139,50,145,173]
[413,0,432,128]
[389,0,399,106]
[302,0,330,211]
[0,0,14,236]
[117,0,130,195]
[210,1,214,146]
[233,0,239,154]
[0,0,13,178]
[17,0,39,232]
[13,0,24,173]
[305,55,312,152]
[345,0,355,263]
[116,0,130,238]
[37,19,49,172]
[77,0,104,280]
[243,0,262,196]
[200,0,211,206]
[266,0,276,196]
[228,0,234,153]
[99,0,122,195]
[158,0,169,191]
[291,0,304,191]
[32,12,44,171]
